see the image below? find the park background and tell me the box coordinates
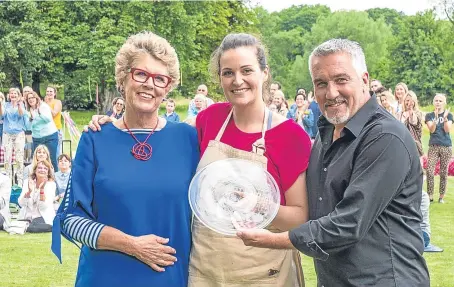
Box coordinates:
[0,1,453,286]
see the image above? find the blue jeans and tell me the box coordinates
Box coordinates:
[33,131,59,171]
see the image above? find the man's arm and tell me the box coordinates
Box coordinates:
[239,133,414,261]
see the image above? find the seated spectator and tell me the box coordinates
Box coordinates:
[421,190,443,252]
[188,84,214,116]
[54,154,72,208]
[18,160,56,233]
[0,172,12,231]
[23,144,52,181]
[106,97,125,121]
[162,99,180,123]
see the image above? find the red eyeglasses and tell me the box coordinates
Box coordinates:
[128,68,172,88]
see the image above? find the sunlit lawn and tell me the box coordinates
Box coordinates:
[0,102,453,286]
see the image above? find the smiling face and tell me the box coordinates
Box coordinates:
[219,46,268,107]
[123,53,171,115]
[273,95,283,107]
[311,52,369,126]
[27,93,38,108]
[395,85,406,100]
[404,95,415,110]
[196,85,208,96]
[295,94,307,108]
[114,98,124,113]
[194,98,204,109]
[35,147,49,162]
[9,89,19,102]
[45,87,56,103]
[36,162,49,179]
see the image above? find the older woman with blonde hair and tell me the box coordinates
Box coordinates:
[400,91,424,157]
[52,31,199,286]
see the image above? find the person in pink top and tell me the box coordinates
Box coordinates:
[85,32,311,286]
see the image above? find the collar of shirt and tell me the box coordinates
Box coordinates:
[317,95,379,142]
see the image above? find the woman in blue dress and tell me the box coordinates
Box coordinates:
[51,31,199,287]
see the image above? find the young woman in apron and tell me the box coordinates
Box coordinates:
[189,33,312,287]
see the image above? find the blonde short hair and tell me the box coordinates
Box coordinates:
[115,31,180,92]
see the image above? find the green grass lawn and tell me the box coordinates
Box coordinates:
[1,103,453,286]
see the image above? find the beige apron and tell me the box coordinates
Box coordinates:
[188,108,305,287]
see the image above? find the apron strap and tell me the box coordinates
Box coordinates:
[252,108,270,155]
[214,109,234,142]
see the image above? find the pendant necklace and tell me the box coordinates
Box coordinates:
[123,117,159,161]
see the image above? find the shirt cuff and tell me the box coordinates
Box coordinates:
[289,221,329,261]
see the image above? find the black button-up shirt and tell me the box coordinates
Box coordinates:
[289,96,430,286]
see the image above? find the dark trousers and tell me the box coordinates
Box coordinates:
[27,217,52,233]
[32,131,59,171]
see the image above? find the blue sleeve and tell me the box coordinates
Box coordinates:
[176,114,180,123]
[286,110,293,120]
[303,110,315,129]
[51,132,105,263]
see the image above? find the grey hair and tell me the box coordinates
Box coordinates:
[309,39,368,78]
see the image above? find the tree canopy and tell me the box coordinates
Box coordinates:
[0,1,452,108]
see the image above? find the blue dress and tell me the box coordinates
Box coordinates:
[52,121,199,287]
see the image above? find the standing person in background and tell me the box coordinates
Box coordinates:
[106,97,125,121]
[23,87,34,163]
[289,88,306,115]
[370,79,383,93]
[425,93,453,203]
[162,99,180,123]
[399,91,424,157]
[44,86,63,157]
[289,93,314,138]
[0,88,27,186]
[26,91,59,171]
[268,82,281,106]
[0,92,5,146]
[187,84,214,116]
[394,82,408,114]
[272,90,289,117]
[308,95,321,139]
[378,90,397,117]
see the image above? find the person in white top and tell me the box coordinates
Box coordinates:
[18,160,56,233]
[0,172,12,230]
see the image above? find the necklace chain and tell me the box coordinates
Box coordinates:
[122,117,159,161]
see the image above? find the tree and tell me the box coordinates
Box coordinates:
[298,11,394,90]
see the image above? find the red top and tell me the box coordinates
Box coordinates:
[196,103,312,205]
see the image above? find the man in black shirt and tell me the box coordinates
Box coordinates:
[238,39,429,286]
